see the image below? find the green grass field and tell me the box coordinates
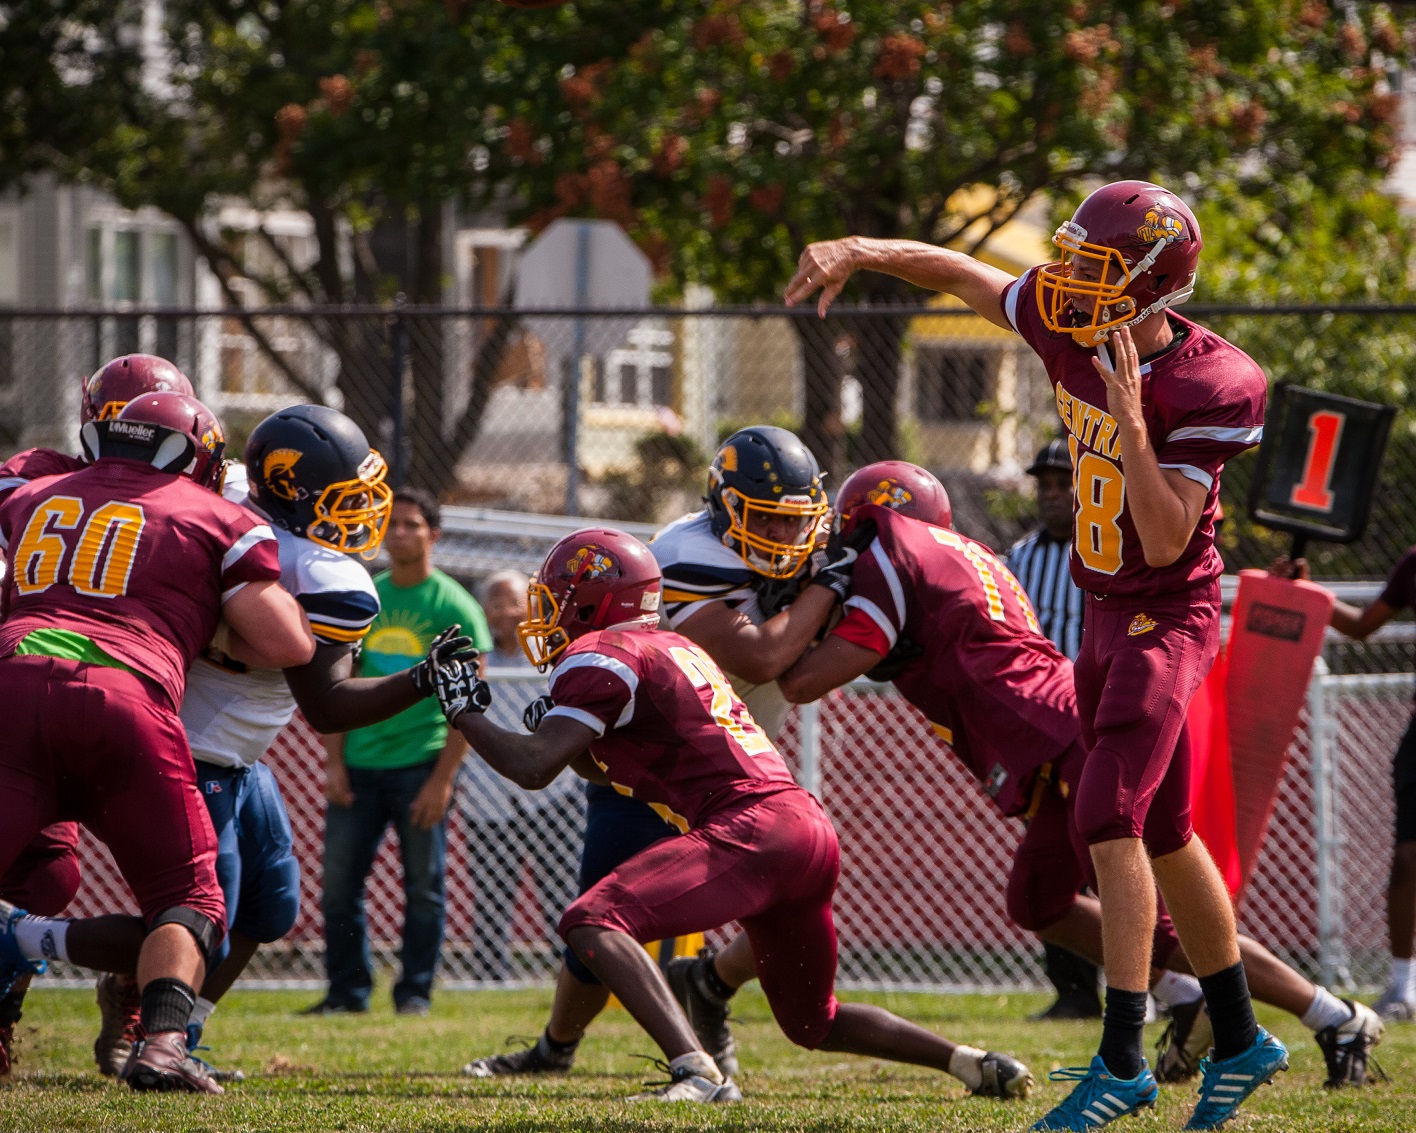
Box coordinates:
[2,985,1412,1131]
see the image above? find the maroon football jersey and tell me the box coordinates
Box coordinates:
[0,449,87,505]
[544,627,799,831]
[1002,267,1265,597]
[0,458,281,709]
[831,504,1079,816]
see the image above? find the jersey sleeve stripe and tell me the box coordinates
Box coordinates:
[549,651,639,725]
[221,581,250,603]
[308,621,371,643]
[1003,279,1022,332]
[543,704,608,737]
[868,538,907,628]
[1158,462,1215,490]
[1164,424,1263,445]
[843,596,899,650]
[221,524,277,573]
[0,476,27,494]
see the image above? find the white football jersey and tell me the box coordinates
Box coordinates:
[648,509,794,741]
[179,466,380,768]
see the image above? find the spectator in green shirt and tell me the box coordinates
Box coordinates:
[307,488,491,1015]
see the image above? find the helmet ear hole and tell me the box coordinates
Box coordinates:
[575,604,598,624]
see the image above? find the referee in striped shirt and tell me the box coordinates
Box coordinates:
[1005,438,1098,1020]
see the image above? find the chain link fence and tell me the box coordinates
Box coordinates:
[39,665,1414,993]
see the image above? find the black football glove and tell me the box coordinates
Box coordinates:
[865,635,925,682]
[409,624,481,697]
[808,517,877,603]
[432,659,492,726]
[523,694,554,734]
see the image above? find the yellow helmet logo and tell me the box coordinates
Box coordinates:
[867,479,913,510]
[1136,209,1183,245]
[567,547,613,578]
[263,447,304,501]
[718,445,738,472]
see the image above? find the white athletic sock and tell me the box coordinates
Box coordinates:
[189,996,217,1028]
[1389,957,1416,1002]
[13,916,69,963]
[948,1044,987,1091]
[1152,971,1203,1009]
[1301,986,1353,1032]
[669,1051,723,1084]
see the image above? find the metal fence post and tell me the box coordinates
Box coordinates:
[563,222,592,517]
[1309,657,1351,988]
[798,701,822,797]
[389,305,408,488]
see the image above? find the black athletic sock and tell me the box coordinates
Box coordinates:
[139,977,197,1036]
[542,1028,579,1055]
[1199,962,1258,1062]
[699,956,736,1003]
[1098,987,1148,1080]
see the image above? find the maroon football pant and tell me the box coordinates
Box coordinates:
[0,822,81,916]
[0,656,224,932]
[1006,742,1181,968]
[559,787,842,1048]
[1071,581,1220,853]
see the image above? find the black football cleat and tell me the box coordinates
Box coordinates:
[1316,999,1385,1088]
[666,950,739,1078]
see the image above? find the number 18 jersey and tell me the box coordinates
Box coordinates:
[1002,267,1266,597]
[542,627,799,833]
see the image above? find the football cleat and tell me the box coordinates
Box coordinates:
[121,1030,224,1094]
[1155,997,1212,1083]
[0,900,45,1000]
[1030,1056,1159,1130]
[628,1064,742,1103]
[665,950,739,1078]
[463,1034,575,1077]
[1371,989,1416,1022]
[185,1023,246,1083]
[1182,1027,1288,1130]
[973,1051,1035,1099]
[94,973,144,1077]
[1315,999,1384,1088]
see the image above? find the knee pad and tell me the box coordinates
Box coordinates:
[562,946,601,987]
[150,906,224,968]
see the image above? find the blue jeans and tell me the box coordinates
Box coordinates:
[321,761,448,1008]
[197,761,301,969]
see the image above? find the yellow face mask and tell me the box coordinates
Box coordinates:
[719,487,829,580]
[517,578,570,670]
[305,450,394,561]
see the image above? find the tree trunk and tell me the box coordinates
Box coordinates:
[407,202,446,493]
[853,312,907,466]
[794,316,848,483]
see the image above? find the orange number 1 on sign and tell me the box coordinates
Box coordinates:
[1290,409,1345,512]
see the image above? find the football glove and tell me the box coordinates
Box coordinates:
[433,659,492,726]
[409,624,481,697]
[808,517,877,603]
[523,694,554,734]
[865,635,925,682]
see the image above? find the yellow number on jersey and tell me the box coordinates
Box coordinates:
[9,495,147,598]
[1069,437,1125,575]
[927,528,1040,632]
[669,644,775,756]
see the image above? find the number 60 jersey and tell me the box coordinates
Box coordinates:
[1002,267,1266,597]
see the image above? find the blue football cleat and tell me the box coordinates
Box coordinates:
[0,900,45,999]
[1182,1027,1288,1129]
[1031,1055,1159,1130]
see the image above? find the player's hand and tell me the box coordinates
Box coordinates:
[409,771,455,830]
[1269,554,1311,581]
[409,625,481,697]
[785,237,860,317]
[523,694,554,733]
[433,659,492,726]
[325,761,355,808]
[808,517,877,602]
[1092,324,1145,429]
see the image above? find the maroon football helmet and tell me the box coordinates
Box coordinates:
[82,354,195,424]
[518,528,663,669]
[1036,180,1202,347]
[85,391,227,491]
[836,461,952,531]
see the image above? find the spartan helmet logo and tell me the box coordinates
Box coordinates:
[1136,208,1184,245]
[263,447,305,502]
[867,479,913,510]
[567,546,614,578]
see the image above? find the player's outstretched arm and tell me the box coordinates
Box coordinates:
[1271,555,1396,639]
[778,634,883,705]
[223,580,317,670]
[284,643,422,734]
[785,235,1016,327]
[677,586,836,685]
[455,714,596,791]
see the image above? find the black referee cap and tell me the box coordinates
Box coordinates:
[1026,438,1072,477]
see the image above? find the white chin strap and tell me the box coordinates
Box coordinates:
[1117,235,1195,326]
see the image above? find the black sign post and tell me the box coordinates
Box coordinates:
[1246,383,1395,559]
